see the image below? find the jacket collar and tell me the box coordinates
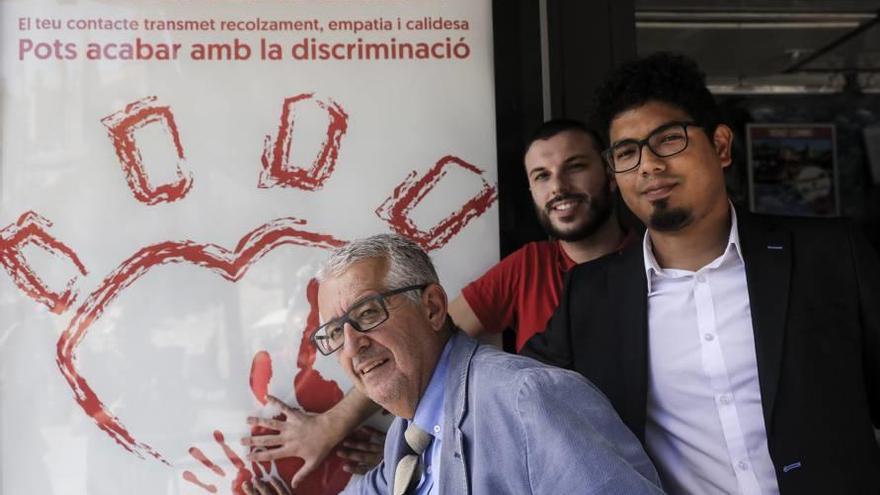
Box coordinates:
[611,243,650,441]
[736,207,791,431]
[438,332,478,493]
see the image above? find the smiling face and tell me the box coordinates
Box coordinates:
[524,129,615,241]
[318,257,448,419]
[609,100,733,233]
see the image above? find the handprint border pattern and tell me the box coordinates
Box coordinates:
[0,211,88,314]
[259,93,349,191]
[376,155,497,251]
[101,96,194,205]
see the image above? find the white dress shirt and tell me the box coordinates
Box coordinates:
[643,207,780,495]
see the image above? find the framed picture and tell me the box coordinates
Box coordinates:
[746,123,839,217]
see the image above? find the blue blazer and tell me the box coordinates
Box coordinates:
[346,333,664,494]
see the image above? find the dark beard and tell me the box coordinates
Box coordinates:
[648,199,692,232]
[535,184,614,242]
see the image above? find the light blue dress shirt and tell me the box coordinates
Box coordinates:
[410,338,452,495]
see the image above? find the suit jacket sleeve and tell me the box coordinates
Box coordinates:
[515,367,663,494]
[852,226,880,426]
[520,268,577,369]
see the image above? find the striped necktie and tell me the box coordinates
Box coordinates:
[393,422,432,495]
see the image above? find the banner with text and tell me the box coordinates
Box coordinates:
[0,1,498,493]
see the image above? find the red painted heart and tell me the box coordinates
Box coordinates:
[56,217,345,464]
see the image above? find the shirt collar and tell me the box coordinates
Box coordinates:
[642,202,744,292]
[412,336,453,439]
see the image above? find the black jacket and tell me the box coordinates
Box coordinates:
[522,210,880,493]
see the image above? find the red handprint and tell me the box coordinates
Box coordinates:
[376,155,497,251]
[56,218,345,464]
[294,279,345,413]
[237,279,351,494]
[184,280,352,495]
[259,93,348,191]
[183,430,258,495]
[0,211,87,313]
[101,96,193,205]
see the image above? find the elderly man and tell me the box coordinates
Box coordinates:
[241,119,635,484]
[246,233,663,494]
[242,119,636,484]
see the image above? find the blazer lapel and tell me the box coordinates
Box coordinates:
[608,245,650,441]
[440,333,476,494]
[738,211,791,431]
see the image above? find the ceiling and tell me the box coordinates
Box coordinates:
[635,0,880,93]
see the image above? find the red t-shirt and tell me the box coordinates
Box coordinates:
[461,235,635,352]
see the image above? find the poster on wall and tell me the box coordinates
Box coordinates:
[746,123,839,217]
[0,1,498,494]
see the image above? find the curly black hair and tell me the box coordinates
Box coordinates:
[525,118,606,156]
[593,52,721,140]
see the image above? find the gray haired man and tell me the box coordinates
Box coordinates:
[246,234,664,495]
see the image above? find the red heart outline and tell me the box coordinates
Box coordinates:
[55,217,345,463]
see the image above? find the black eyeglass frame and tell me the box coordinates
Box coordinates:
[310,284,428,356]
[601,121,702,174]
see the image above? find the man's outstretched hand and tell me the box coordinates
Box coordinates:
[242,395,343,488]
[241,392,386,488]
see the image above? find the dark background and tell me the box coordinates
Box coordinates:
[492,0,880,255]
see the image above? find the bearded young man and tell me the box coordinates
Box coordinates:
[451,119,635,351]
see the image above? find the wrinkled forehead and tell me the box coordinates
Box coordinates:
[316,258,388,322]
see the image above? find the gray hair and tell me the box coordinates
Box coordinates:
[317,234,439,302]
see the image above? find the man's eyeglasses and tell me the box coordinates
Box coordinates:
[310,284,427,356]
[602,122,701,174]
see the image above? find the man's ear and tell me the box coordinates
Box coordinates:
[713,124,734,169]
[421,284,448,332]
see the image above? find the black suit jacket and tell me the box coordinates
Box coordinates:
[522,210,880,493]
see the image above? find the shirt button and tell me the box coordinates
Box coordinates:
[704,333,715,342]
[433,425,441,434]
[697,274,707,283]
[719,394,731,405]
[737,461,749,471]
[426,465,432,474]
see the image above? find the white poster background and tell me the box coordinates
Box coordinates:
[0,1,498,493]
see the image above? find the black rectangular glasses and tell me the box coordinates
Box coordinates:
[310,284,427,356]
